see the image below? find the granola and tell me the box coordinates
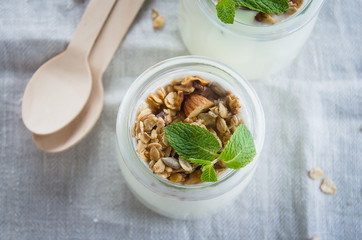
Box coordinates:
[132,75,244,184]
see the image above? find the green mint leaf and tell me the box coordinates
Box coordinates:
[188,158,214,166]
[201,164,218,182]
[165,123,221,162]
[235,0,289,14]
[219,124,256,169]
[216,0,236,24]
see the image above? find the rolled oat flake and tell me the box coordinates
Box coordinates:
[320,178,337,195]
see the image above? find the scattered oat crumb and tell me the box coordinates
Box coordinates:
[151,8,159,20]
[320,178,337,195]
[308,167,324,180]
[153,15,165,29]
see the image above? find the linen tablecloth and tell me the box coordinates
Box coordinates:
[1,0,361,239]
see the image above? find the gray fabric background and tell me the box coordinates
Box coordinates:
[1,0,361,239]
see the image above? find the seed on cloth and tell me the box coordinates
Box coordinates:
[308,167,324,180]
[320,178,337,195]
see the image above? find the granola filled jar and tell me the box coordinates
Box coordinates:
[179,0,325,80]
[116,56,265,219]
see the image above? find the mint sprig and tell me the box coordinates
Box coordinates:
[216,0,290,24]
[165,123,256,182]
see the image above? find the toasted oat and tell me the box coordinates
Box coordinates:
[156,87,167,99]
[137,108,153,121]
[148,142,162,150]
[150,146,160,161]
[165,166,173,173]
[308,167,324,180]
[153,159,165,173]
[181,75,210,86]
[320,178,337,195]
[164,92,178,110]
[146,93,163,108]
[174,84,195,94]
[140,132,151,144]
[153,15,165,29]
[143,115,158,132]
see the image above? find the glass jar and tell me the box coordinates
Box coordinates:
[116,56,265,219]
[179,0,325,80]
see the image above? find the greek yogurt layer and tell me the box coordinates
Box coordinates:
[179,0,324,79]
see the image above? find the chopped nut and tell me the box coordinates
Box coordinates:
[153,159,165,173]
[218,102,228,118]
[308,167,324,180]
[153,15,165,29]
[320,178,337,194]
[161,157,180,169]
[151,8,159,20]
[169,173,185,183]
[226,95,241,114]
[183,94,214,118]
[150,146,160,161]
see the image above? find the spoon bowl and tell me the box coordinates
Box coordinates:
[22,50,92,135]
[22,0,116,135]
[32,0,145,152]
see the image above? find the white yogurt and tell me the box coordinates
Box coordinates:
[179,0,325,80]
[116,56,265,219]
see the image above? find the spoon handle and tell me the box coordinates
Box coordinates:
[67,0,117,57]
[89,0,145,75]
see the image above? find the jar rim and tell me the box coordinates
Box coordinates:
[116,56,265,199]
[197,0,325,39]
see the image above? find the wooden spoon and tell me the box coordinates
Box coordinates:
[32,0,145,153]
[22,0,117,135]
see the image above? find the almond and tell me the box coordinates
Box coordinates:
[183,94,214,118]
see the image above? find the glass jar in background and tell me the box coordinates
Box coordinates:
[179,0,325,80]
[116,56,265,219]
